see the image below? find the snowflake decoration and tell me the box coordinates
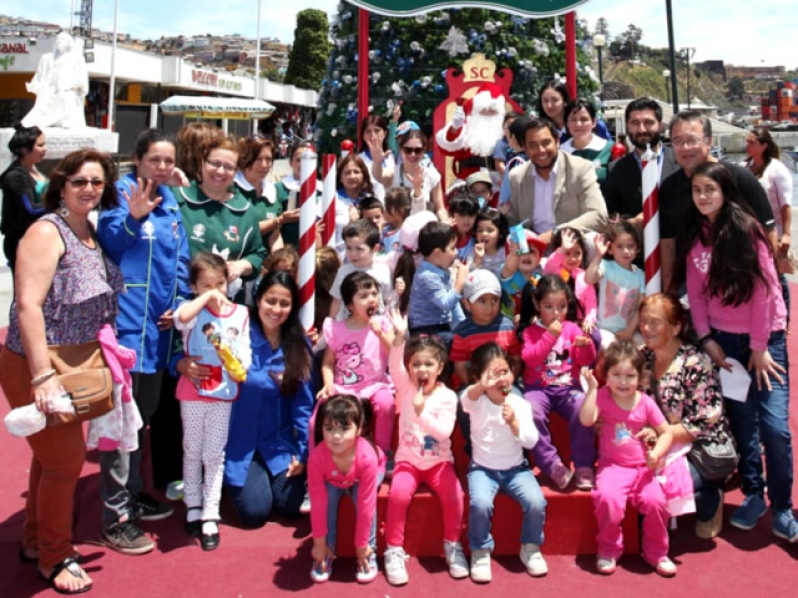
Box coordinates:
[439,26,469,57]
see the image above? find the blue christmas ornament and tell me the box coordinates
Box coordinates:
[412,79,421,88]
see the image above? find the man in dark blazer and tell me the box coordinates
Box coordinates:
[603,97,680,226]
[507,119,607,245]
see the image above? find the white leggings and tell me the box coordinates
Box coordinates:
[180,400,232,522]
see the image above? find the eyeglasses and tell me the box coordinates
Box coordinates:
[67,177,105,190]
[671,136,707,149]
[206,159,237,173]
[402,146,424,155]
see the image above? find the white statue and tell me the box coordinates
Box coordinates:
[21,32,89,129]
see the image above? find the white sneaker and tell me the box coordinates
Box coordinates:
[519,543,548,577]
[299,491,311,515]
[383,545,409,586]
[309,556,333,583]
[596,556,617,575]
[470,548,492,583]
[443,541,469,579]
[356,551,379,584]
[650,556,677,577]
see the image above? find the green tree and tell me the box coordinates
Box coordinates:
[727,76,745,100]
[284,9,331,90]
[263,66,286,84]
[316,3,597,154]
[625,24,643,60]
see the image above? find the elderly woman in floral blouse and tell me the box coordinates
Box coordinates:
[638,293,735,540]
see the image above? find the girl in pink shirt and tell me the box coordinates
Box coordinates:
[307,394,385,584]
[318,272,394,455]
[580,341,675,577]
[382,309,467,586]
[543,227,598,333]
[677,161,796,542]
[520,274,597,491]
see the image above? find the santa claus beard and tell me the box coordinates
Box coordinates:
[464,111,504,157]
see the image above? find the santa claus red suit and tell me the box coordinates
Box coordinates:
[436,82,506,187]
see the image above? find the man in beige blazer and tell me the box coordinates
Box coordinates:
[507,119,607,245]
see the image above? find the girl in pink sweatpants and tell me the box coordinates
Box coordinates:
[580,341,677,577]
[381,309,466,586]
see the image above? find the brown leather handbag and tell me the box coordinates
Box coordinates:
[46,340,114,426]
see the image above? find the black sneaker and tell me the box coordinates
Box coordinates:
[102,520,154,555]
[133,493,175,522]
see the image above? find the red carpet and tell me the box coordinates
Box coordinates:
[2,293,798,596]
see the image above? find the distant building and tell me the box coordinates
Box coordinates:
[726,65,785,80]
[696,60,726,80]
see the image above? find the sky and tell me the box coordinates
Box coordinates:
[10,0,796,69]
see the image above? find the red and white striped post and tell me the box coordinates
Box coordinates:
[321,154,336,247]
[642,144,661,294]
[299,150,317,331]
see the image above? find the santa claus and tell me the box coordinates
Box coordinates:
[436,82,506,185]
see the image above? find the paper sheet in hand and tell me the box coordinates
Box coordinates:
[719,358,751,402]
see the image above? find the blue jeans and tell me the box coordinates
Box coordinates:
[225,453,306,527]
[688,459,724,522]
[325,471,384,550]
[713,329,793,512]
[467,461,546,551]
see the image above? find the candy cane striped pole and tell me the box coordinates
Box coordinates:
[642,144,661,294]
[321,154,336,247]
[299,149,317,331]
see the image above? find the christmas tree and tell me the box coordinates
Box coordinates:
[315,3,599,154]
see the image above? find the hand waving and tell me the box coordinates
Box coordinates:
[124,177,162,221]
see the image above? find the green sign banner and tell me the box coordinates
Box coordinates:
[345,1,589,17]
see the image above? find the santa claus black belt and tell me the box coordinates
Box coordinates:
[456,156,495,173]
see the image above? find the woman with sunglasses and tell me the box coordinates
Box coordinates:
[0,149,124,594]
[393,127,448,221]
[173,136,265,304]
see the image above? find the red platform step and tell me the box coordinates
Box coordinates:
[333,414,640,557]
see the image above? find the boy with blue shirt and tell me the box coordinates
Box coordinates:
[407,221,469,346]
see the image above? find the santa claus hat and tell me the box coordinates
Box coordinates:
[464,83,504,115]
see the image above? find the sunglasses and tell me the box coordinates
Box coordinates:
[67,177,105,190]
[402,146,424,156]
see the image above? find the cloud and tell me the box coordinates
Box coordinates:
[579,0,795,68]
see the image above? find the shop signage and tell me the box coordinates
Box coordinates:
[191,69,244,93]
[0,42,29,53]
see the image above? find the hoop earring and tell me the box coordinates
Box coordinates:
[58,199,70,218]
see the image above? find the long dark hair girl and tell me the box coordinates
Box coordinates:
[252,271,311,395]
[518,274,579,339]
[674,161,771,306]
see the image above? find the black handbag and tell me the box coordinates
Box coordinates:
[688,438,738,481]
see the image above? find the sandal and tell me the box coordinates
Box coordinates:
[37,557,92,595]
[20,545,82,564]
